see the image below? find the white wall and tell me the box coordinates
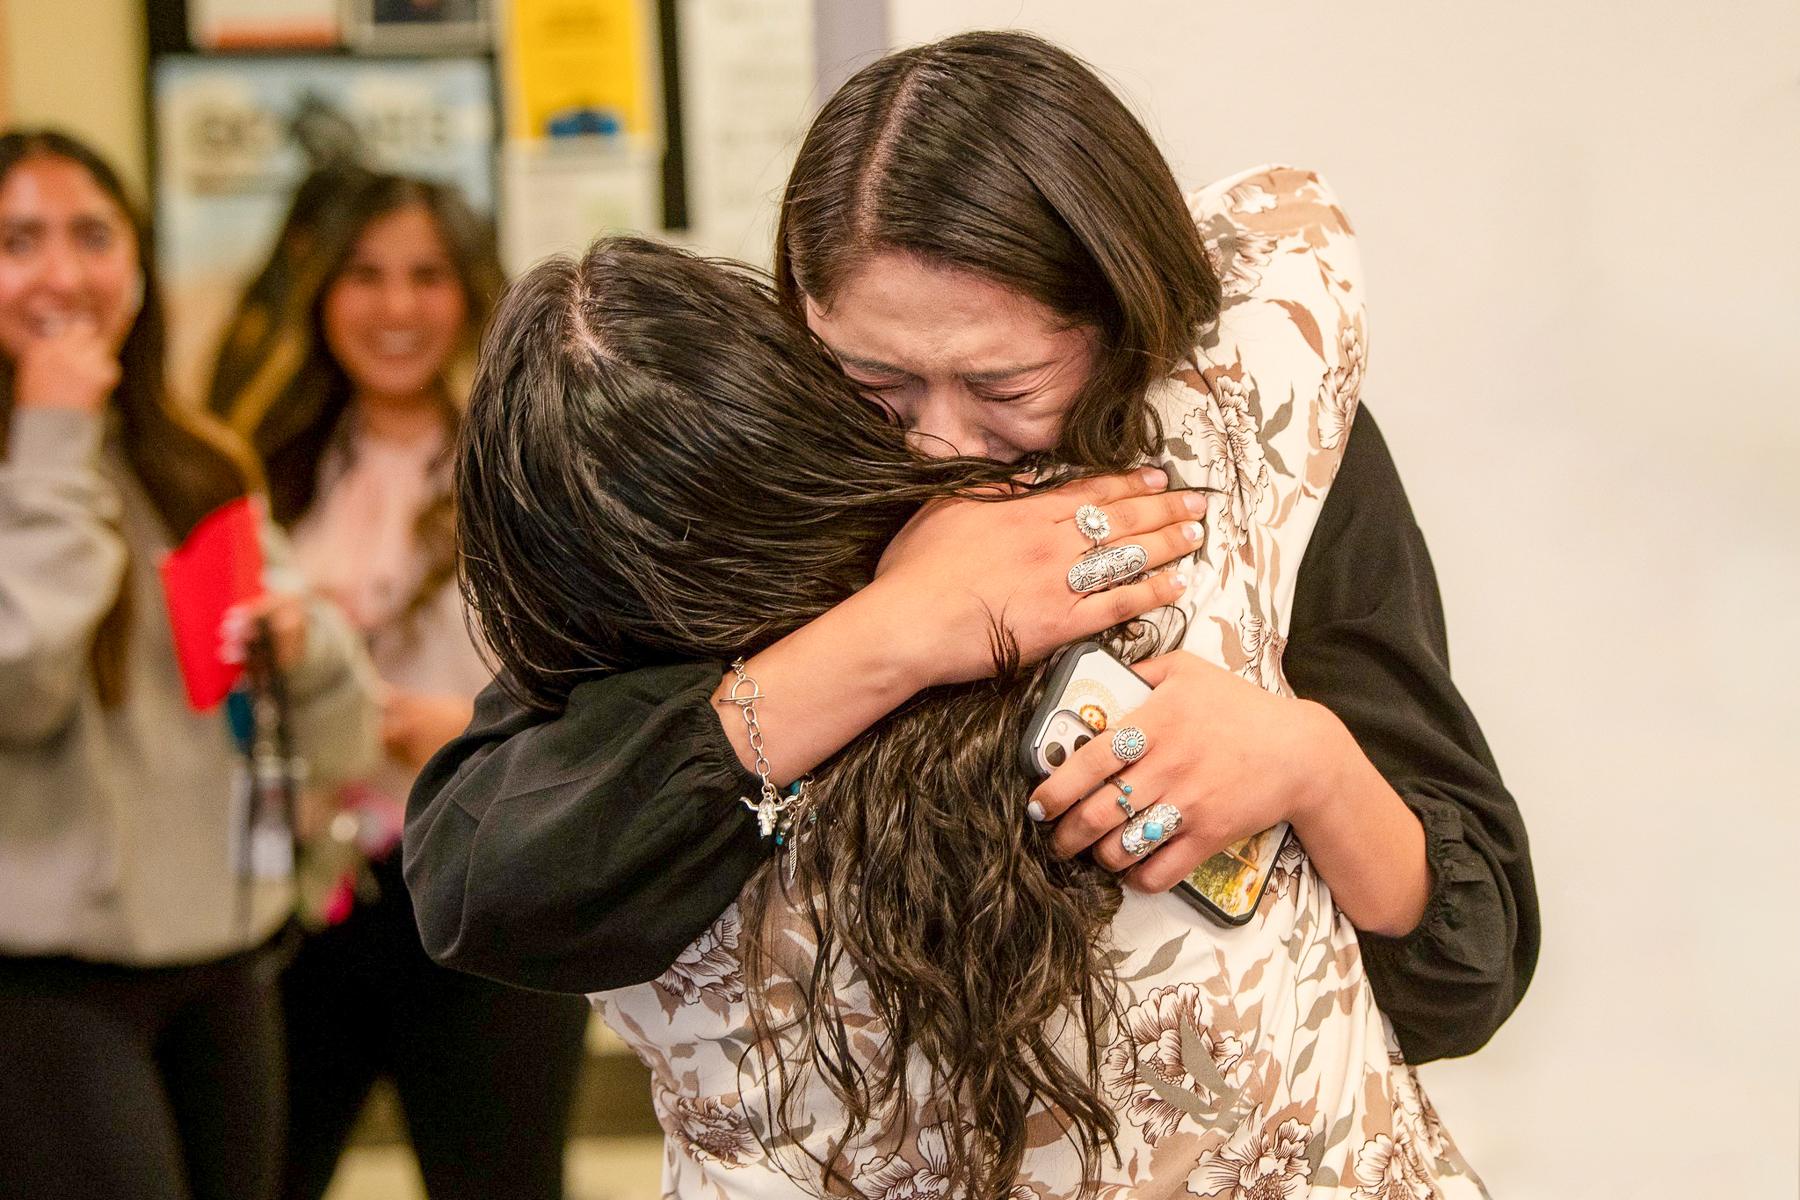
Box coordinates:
[882,4,1799,1195]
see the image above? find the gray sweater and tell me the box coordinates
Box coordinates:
[0,407,379,965]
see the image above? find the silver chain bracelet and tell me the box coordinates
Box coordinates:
[716,658,809,844]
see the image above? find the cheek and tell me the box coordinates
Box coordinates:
[320,286,365,363]
[991,395,1079,455]
[0,266,31,344]
[423,289,468,350]
[93,259,141,349]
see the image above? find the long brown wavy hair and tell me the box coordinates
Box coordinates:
[775,30,1220,470]
[459,237,1178,1195]
[0,129,259,706]
[209,170,502,631]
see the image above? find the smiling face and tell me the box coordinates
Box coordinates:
[803,252,1098,462]
[0,154,141,363]
[321,203,468,407]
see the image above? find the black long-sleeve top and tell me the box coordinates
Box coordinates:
[403,407,1539,1064]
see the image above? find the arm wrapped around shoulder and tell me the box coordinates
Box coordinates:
[403,663,772,993]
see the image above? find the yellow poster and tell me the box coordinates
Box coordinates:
[504,0,656,143]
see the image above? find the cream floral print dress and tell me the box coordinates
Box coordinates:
[595,166,1488,1200]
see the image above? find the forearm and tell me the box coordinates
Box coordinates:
[404,664,769,992]
[711,582,927,784]
[0,409,128,741]
[1288,700,1430,937]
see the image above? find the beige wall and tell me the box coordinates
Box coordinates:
[884,3,1800,1196]
[1,0,148,200]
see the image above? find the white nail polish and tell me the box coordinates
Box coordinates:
[1182,521,1204,542]
[1027,800,1047,823]
[1173,572,1191,593]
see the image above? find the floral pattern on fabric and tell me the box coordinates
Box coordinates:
[594,166,1487,1200]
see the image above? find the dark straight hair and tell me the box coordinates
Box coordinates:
[775,30,1221,469]
[0,128,258,705]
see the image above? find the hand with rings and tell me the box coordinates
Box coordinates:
[1026,649,1341,891]
[871,470,1211,686]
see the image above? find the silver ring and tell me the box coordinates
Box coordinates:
[1111,725,1148,763]
[1066,544,1149,594]
[1111,778,1136,820]
[1121,803,1182,857]
[1074,503,1112,550]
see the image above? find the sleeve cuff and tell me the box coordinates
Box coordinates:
[4,407,106,469]
[689,661,769,800]
[1360,792,1466,959]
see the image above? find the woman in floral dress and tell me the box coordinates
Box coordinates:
[450,149,1488,1199]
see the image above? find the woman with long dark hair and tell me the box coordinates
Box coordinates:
[408,30,1534,1073]
[456,229,1484,1196]
[0,129,377,1200]
[211,169,590,1200]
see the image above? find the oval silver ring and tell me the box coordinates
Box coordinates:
[1121,803,1182,858]
[1066,544,1149,594]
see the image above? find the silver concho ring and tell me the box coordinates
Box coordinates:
[1121,803,1182,858]
[1066,544,1149,594]
[1074,503,1112,550]
[1111,725,1148,763]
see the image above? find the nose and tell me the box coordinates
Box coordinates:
[38,239,83,295]
[378,277,422,320]
[905,388,982,459]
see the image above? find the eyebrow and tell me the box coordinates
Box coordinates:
[1,213,117,235]
[830,348,1056,384]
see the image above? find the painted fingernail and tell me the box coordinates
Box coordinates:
[1181,521,1205,542]
[1027,800,1047,823]
[1140,467,1167,489]
[1172,571,1191,593]
[1182,491,1208,514]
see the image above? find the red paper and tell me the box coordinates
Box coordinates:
[159,496,265,711]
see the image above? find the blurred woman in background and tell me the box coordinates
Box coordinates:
[0,129,377,1200]
[211,168,590,1200]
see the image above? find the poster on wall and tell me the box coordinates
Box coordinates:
[675,0,813,266]
[188,0,340,49]
[502,0,658,142]
[344,0,492,53]
[152,55,494,394]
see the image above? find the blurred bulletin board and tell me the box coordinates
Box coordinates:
[344,0,493,53]
[151,55,496,391]
[187,0,340,49]
[674,0,812,265]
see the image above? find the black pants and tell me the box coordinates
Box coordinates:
[0,939,286,1200]
[280,853,590,1200]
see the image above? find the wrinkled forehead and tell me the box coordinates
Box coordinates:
[803,253,1092,379]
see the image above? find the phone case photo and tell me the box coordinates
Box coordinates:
[1020,642,1288,927]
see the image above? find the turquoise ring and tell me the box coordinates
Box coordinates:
[1121,803,1182,858]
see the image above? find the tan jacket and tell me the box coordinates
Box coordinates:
[0,407,379,965]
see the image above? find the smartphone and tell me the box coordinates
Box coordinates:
[1020,642,1289,926]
